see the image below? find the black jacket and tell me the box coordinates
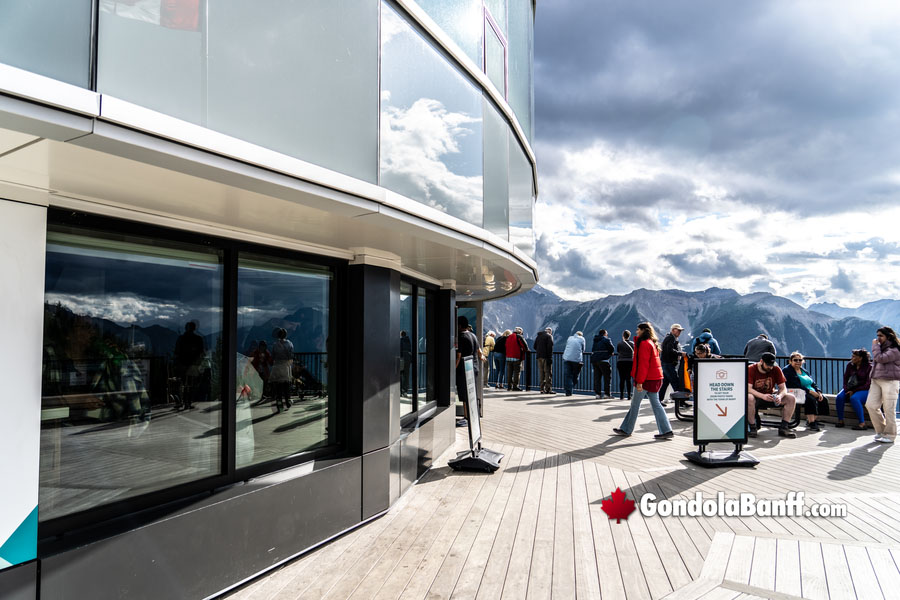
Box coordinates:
[534,331,554,360]
[591,334,615,362]
[660,333,683,364]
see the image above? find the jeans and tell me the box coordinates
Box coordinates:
[835,389,868,423]
[538,358,553,393]
[866,378,899,440]
[564,361,583,395]
[593,361,612,396]
[618,386,673,435]
[506,359,522,390]
[493,354,505,386]
[617,360,633,399]
[659,361,682,400]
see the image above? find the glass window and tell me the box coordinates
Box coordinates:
[381,3,484,225]
[400,282,414,417]
[416,291,435,402]
[483,97,509,240]
[509,135,535,256]
[413,0,483,67]
[235,254,334,468]
[508,0,534,141]
[485,0,507,37]
[40,226,223,521]
[484,19,507,97]
[0,0,92,87]
[97,0,378,182]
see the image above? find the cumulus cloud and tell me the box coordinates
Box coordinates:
[830,268,856,293]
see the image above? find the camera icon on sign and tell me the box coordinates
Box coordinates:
[716,370,728,379]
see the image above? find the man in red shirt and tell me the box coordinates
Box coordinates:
[747,352,797,438]
[505,327,529,391]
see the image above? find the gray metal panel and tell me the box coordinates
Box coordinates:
[362,447,390,520]
[389,438,401,505]
[416,417,434,479]
[399,429,419,495]
[433,406,455,457]
[389,270,401,444]
[40,458,362,600]
[0,561,37,600]
[357,265,394,454]
[0,92,93,142]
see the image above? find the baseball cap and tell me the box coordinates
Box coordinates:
[761,352,776,366]
[671,323,684,331]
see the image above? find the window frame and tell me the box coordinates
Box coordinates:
[39,209,348,540]
[483,4,508,99]
[399,278,437,427]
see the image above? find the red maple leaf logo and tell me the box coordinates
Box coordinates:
[601,487,636,523]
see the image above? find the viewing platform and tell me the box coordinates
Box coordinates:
[227,389,900,599]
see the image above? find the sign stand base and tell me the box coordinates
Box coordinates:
[684,443,758,468]
[448,444,504,472]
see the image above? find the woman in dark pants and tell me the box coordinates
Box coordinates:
[616,330,634,399]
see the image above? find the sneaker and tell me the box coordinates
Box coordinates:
[595,395,602,399]
[874,434,884,442]
[660,399,670,406]
[613,428,631,437]
[748,429,758,438]
[876,436,894,444]
[852,423,867,430]
[654,431,674,439]
[807,422,820,431]
[778,427,796,438]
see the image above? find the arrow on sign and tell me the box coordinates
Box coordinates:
[716,404,727,417]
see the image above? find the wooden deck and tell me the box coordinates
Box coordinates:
[225,390,900,599]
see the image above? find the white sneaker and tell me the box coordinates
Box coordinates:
[595,395,602,399]
[876,436,894,444]
[874,434,884,442]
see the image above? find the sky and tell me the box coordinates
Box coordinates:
[531,0,900,307]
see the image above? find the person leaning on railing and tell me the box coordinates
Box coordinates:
[867,327,900,444]
[835,349,871,430]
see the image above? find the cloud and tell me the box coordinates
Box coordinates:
[662,250,767,279]
[830,268,855,293]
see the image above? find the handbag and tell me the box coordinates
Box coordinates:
[847,374,859,389]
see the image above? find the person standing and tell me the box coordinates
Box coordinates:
[483,330,495,388]
[616,330,634,399]
[614,322,673,439]
[658,324,685,405]
[866,326,900,444]
[269,327,294,413]
[505,327,529,391]
[493,329,510,388]
[690,328,722,356]
[456,316,484,413]
[562,331,586,396]
[534,327,555,394]
[744,333,776,362]
[591,329,615,399]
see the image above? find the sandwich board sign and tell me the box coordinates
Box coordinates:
[685,359,758,467]
[449,357,503,472]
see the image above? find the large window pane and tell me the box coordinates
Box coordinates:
[509,136,535,256]
[97,0,378,182]
[483,97,509,240]
[413,0,483,66]
[0,0,92,87]
[40,227,223,521]
[417,291,435,403]
[236,255,334,468]
[485,22,507,97]
[400,282,414,416]
[381,3,484,225]
[508,0,534,141]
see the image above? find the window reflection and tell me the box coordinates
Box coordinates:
[40,227,223,521]
[236,255,333,468]
[380,3,484,225]
[400,282,414,416]
[417,292,434,402]
[509,135,535,256]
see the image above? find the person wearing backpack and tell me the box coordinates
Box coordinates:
[616,330,635,399]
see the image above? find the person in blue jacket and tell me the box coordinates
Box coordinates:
[690,328,722,356]
[563,331,586,396]
[591,329,616,399]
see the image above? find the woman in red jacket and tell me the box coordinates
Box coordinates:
[614,322,674,439]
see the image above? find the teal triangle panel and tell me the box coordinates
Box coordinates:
[0,506,37,566]
[725,418,747,440]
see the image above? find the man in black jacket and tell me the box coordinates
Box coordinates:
[591,329,615,398]
[658,323,686,405]
[534,327,555,394]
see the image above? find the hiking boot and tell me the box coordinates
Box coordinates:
[748,428,758,438]
[778,427,796,438]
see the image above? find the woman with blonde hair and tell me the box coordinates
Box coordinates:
[614,322,673,439]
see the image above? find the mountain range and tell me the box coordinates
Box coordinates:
[484,286,899,358]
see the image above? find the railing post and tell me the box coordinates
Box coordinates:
[524,351,532,392]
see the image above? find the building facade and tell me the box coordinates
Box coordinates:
[0,1,536,598]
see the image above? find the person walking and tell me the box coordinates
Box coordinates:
[614,322,673,439]
[591,329,615,399]
[616,330,634,399]
[534,327,555,394]
[866,326,900,444]
[658,323,685,405]
[562,331,586,396]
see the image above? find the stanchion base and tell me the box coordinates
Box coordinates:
[684,450,759,468]
[448,448,504,472]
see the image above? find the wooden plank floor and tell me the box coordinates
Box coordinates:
[226,390,900,599]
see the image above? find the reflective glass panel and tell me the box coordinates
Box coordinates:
[413,0,483,66]
[485,0,507,37]
[400,282,414,416]
[509,136,535,256]
[40,226,223,521]
[483,97,509,240]
[508,0,534,141]
[485,21,506,97]
[97,0,378,182]
[0,0,92,87]
[236,254,334,468]
[381,3,484,225]
[416,292,435,402]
